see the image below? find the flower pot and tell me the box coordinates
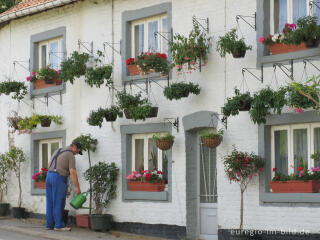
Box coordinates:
[201,136,222,148]
[305,38,320,48]
[268,42,307,55]
[105,112,117,122]
[90,214,112,232]
[128,180,165,192]
[12,207,25,218]
[232,49,246,58]
[124,109,132,119]
[55,78,62,86]
[148,107,158,118]
[0,203,10,216]
[238,101,251,111]
[76,214,91,229]
[35,181,46,189]
[40,118,52,127]
[270,180,320,193]
[33,79,56,89]
[127,64,140,76]
[156,139,174,151]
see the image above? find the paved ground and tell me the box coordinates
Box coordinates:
[0,217,168,240]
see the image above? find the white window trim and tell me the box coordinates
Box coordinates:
[39,138,62,169]
[131,14,167,57]
[271,123,320,177]
[131,133,164,172]
[38,37,63,70]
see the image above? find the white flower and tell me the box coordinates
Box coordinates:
[272,33,280,42]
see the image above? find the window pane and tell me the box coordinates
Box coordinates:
[42,144,48,169]
[293,129,308,172]
[313,1,320,25]
[148,21,158,52]
[292,0,307,24]
[135,139,144,173]
[50,41,59,70]
[134,24,144,57]
[314,128,320,167]
[41,45,47,69]
[274,0,287,33]
[162,152,168,184]
[148,138,158,171]
[274,130,288,174]
[51,142,60,156]
[162,18,168,54]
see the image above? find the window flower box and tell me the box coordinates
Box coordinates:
[35,181,46,189]
[128,180,165,192]
[33,78,61,89]
[127,170,165,192]
[32,168,48,189]
[268,42,307,55]
[270,180,320,193]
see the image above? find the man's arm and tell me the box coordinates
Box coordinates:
[70,168,81,195]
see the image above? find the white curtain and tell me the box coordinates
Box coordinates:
[278,0,288,33]
[314,128,320,167]
[292,0,307,24]
[293,129,308,173]
[313,0,320,25]
[148,21,158,52]
[275,130,288,174]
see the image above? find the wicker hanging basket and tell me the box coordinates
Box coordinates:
[156,139,174,151]
[201,136,222,148]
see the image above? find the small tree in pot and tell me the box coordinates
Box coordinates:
[84,162,119,231]
[223,147,264,239]
[3,147,27,218]
[0,154,13,216]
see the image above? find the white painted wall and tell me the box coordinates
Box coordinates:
[0,0,320,233]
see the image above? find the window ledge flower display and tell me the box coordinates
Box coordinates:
[126,57,140,76]
[32,168,48,189]
[201,129,224,148]
[27,67,62,89]
[126,170,165,192]
[137,52,170,76]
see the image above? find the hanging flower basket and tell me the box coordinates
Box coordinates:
[105,112,117,122]
[124,109,132,119]
[270,180,320,193]
[231,49,247,58]
[156,139,174,151]
[127,180,165,192]
[238,101,252,111]
[35,181,46,189]
[148,107,158,118]
[201,136,222,148]
[40,118,52,127]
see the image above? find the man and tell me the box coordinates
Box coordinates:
[46,140,82,231]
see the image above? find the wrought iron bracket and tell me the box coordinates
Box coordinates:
[192,16,209,33]
[164,117,179,132]
[78,39,93,54]
[303,59,320,72]
[154,31,172,43]
[273,60,293,80]
[103,41,121,55]
[242,67,263,83]
[221,115,227,130]
[236,12,256,31]
[309,1,320,10]
[13,60,30,72]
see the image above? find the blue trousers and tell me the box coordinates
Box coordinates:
[46,171,67,229]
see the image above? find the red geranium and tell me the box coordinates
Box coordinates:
[297,166,303,172]
[126,57,135,66]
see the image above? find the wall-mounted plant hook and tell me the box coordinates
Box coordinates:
[236,12,256,31]
[309,1,320,10]
[221,115,227,130]
[103,41,121,55]
[273,61,293,80]
[154,31,172,43]
[242,67,263,83]
[192,16,209,33]
[303,59,320,72]
[78,39,93,54]
[164,117,179,132]
[13,60,30,72]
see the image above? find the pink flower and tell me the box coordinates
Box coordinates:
[132,171,137,175]
[259,168,264,172]
[259,36,265,44]
[184,57,190,60]
[312,167,320,172]
[190,61,196,65]
[26,76,31,81]
[299,170,304,178]
[126,174,134,180]
[135,173,142,178]
[31,72,36,75]
[176,65,182,69]
[294,107,304,113]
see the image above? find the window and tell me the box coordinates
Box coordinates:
[271,123,320,178]
[132,133,168,183]
[270,0,320,34]
[131,14,168,58]
[38,38,63,70]
[39,138,62,170]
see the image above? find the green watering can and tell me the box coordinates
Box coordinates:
[70,192,89,209]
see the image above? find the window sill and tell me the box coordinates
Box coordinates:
[261,47,320,65]
[31,188,46,196]
[31,84,65,97]
[261,192,320,203]
[125,72,169,83]
[123,190,168,201]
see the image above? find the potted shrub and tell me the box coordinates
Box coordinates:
[3,147,27,218]
[216,29,252,58]
[222,88,253,117]
[0,153,13,216]
[270,159,320,193]
[32,168,48,189]
[104,106,123,122]
[152,133,175,151]
[116,90,157,121]
[60,51,90,84]
[163,82,201,100]
[126,170,165,192]
[84,162,119,232]
[137,52,170,75]
[7,111,22,132]
[201,129,224,148]
[126,57,140,76]
[223,148,264,239]
[169,24,211,72]
[0,81,27,100]
[73,134,98,229]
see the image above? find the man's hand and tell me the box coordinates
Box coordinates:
[75,186,81,195]
[70,168,81,195]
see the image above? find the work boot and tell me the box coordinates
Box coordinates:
[54,227,71,231]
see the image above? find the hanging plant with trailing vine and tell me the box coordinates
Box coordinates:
[0,81,27,100]
[163,82,201,100]
[222,88,253,117]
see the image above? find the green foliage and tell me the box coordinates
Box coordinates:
[0,154,13,203]
[87,108,107,128]
[163,82,201,100]
[216,29,252,58]
[105,106,123,118]
[37,66,60,83]
[137,52,170,75]
[60,51,90,84]
[201,129,224,138]
[0,0,21,14]
[291,16,320,45]
[152,133,175,141]
[169,24,211,71]
[311,151,320,162]
[85,65,113,88]
[129,105,152,121]
[72,134,98,153]
[84,162,119,214]
[0,81,27,100]
[222,88,253,117]
[18,115,62,132]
